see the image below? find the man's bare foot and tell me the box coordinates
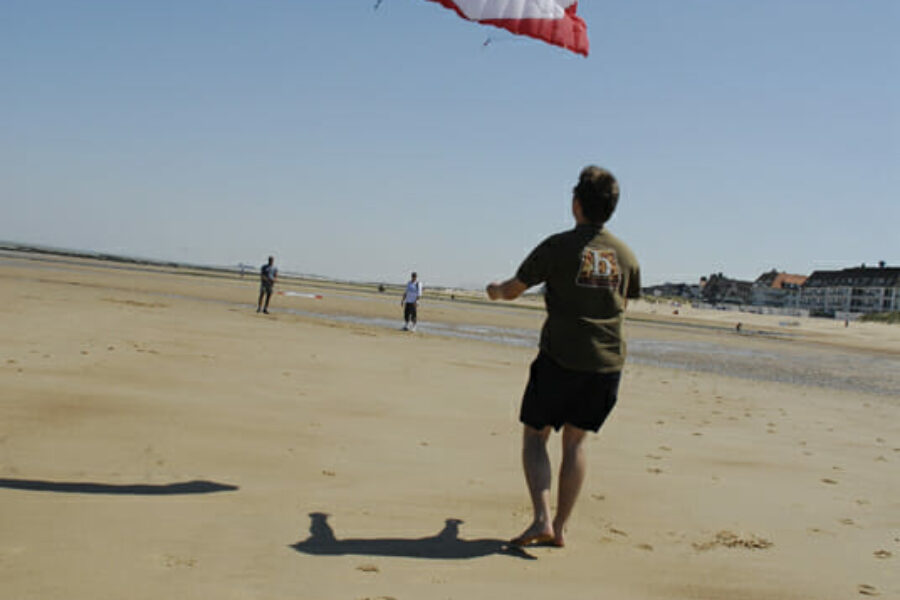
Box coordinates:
[510,522,555,547]
[551,520,566,547]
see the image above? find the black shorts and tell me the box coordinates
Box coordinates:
[403,302,417,322]
[520,352,621,433]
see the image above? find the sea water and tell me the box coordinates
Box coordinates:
[275,306,900,398]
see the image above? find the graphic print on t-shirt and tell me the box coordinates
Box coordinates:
[576,247,620,289]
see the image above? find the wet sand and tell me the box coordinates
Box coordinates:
[1,252,898,599]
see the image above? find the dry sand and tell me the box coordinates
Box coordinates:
[1,252,898,599]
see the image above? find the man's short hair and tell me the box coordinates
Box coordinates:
[573,166,619,225]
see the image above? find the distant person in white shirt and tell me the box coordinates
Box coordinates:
[400,272,422,332]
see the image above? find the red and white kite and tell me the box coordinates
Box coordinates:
[425,0,589,56]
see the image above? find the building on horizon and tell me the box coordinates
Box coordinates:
[752,270,807,308]
[799,262,899,317]
[642,281,701,300]
[700,273,753,305]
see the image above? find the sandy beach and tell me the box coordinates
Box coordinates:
[1,251,898,600]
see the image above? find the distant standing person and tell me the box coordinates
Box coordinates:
[401,272,422,331]
[486,166,641,548]
[257,256,278,314]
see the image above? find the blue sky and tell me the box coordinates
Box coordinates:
[2,1,897,287]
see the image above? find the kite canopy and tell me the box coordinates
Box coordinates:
[426,0,589,56]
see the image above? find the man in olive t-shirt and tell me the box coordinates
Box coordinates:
[486,166,640,548]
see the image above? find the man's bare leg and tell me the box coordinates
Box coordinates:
[551,424,589,547]
[511,425,555,545]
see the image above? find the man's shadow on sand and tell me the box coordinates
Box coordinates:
[291,513,535,561]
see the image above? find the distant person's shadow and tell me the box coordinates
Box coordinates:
[0,478,238,495]
[291,513,534,561]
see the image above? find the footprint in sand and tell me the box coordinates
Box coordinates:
[857,583,879,596]
[6,359,17,365]
[163,554,197,568]
[839,518,855,526]
[598,536,617,544]
[659,446,672,452]
[321,470,336,477]
[645,454,663,460]
[646,467,663,474]
[821,478,838,485]
[635,543,654,551]
[693,531,773,551]
[591,494,605,501]
[873,550,892,559]
[356,564,380,573]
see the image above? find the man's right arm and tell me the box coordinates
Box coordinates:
[486,278,528,301]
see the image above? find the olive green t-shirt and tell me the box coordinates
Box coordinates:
[516,224,641,373]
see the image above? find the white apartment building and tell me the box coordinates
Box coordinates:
[800,263,899,316]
